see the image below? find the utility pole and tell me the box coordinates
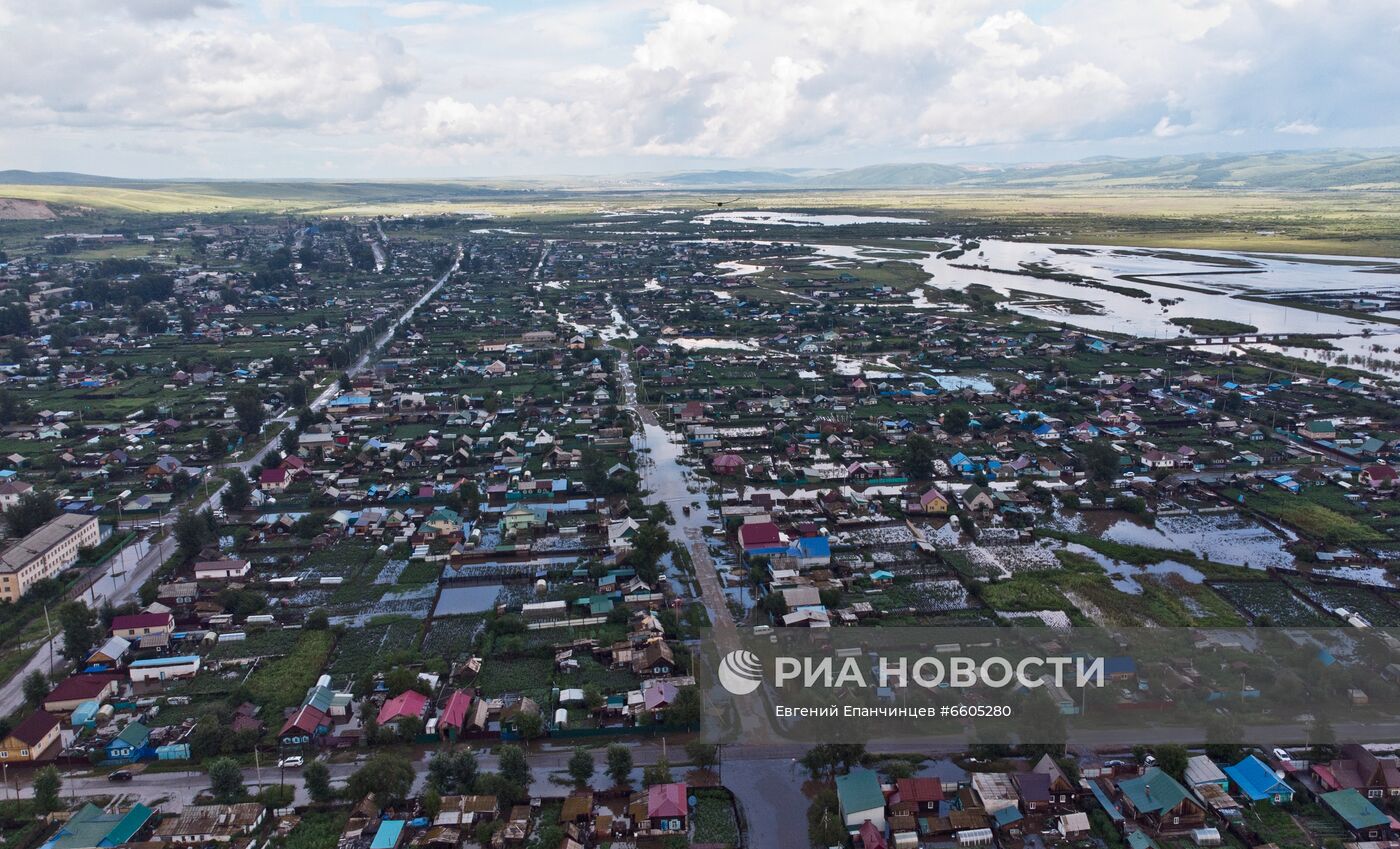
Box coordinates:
[44,603,55,676]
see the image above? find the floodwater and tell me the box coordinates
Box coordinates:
[668,337,758,351]
[698,210,927,227]
[1064,543,1206,595]
[1053,508,1295,571]
[803,238,1400,358]
[1100,513,1295,570]
[434,583,503,616]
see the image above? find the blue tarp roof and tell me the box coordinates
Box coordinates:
[1224,755,1293,801]
[371,821,405,849]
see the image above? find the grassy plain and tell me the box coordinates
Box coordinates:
[4,181,1400,256]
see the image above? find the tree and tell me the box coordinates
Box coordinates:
[23,670,49,706]
[348,752,415,804]
[174,508,217,556]
[685,741,719,771]
[1204,713,1244,763]
[903,433,936,479]
[304,608,330,630]
[5,491,59,537]
[668,686,701,727]
[642,757,672,787]
[33,765,62,814]
[304,759,334,803]
[627,523,670,585]
[1308,714,1337,762]
[497,744,530,790]
[208,757,246,803]
[512,709,544,740]
[57,600,97,663]
[232,389,266,435]
[427,748,479,795]
[606,743,633,787]
[1079,440,1121,485]
[1154,744,1190,783]
[223,470,252,511]
[943,405,971,435]
[254,784,292,810]
[807,788,847,848]
[567,747,595,786]
[385,666,427,697]
[135,306,168,334]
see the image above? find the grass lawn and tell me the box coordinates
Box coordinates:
[247,629,334,714]
[691,790,740,847]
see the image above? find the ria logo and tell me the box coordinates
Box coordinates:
[718,650,763,696]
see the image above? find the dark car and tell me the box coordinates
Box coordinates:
[108,770,134,782]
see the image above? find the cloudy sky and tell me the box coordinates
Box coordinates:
[1,0,1397,178]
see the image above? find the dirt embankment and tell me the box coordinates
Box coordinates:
[0,197,59,220]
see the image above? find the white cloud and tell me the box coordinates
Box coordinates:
[2,0,1399,175]
[1275,120,1321,135]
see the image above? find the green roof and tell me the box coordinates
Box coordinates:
[1118,768,1191,815]
[836,768,884,815]
[48,802,155,849]
[115,721,149,747]
[1127,831,1159,849]
[1322,789,1389,830]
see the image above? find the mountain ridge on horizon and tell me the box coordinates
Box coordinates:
[5,148,1400,195]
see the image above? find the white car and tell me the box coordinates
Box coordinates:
[1273,748,1292,762]
[278,756,305,769]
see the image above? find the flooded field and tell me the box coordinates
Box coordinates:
[1055,509,1296,570]
[804,238,1400,361]
[434,583,504,616]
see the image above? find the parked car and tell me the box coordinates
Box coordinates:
[278,756,305,769]
[1273,748,1292,762]
[108,770,134,782]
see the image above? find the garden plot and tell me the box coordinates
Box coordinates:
[1286,580,1400,626]
[327,619,423,677]
[839,524,918,546]
[421,614,488,662]
[205,629,305,662]
[1212,581,1336,626]
[374,559,411,584]
[948,542,1061,580]
[329,584,436,627]
[908,579,973,612]
[999,610,1074,630]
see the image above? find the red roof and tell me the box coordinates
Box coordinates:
[858,820,887,849]
[377,690,428,726]
[8,710,59,746]
[738,521,782,550]
[110,612,172,632]
[711,453,743,470]
[45,674,118,705]
[438,689,474,730]
[259,468,287,484]
[647,782,688,818]
[1365,464,1398,481]
[280,704,328,736]
[896,777,944,804]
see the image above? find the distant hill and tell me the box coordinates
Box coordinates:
[798,162,969,188]
[656,169,804,186]
[0,170,138,187]
[651,149,1400,191]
